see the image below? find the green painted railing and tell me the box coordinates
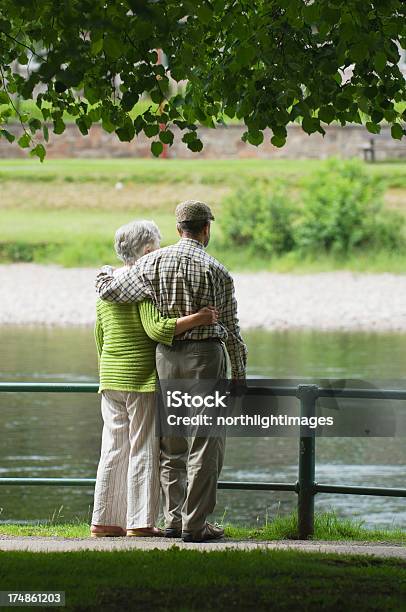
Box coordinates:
[1,382,405,539]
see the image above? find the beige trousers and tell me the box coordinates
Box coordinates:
[156,340,227,533]
[91,390,159,530]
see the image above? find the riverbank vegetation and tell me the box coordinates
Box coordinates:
[1,158,406,271]
[221,158,405,259]
[1,512,404,543]
[1,548,405,611]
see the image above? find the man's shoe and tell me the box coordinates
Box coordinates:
[181,523,224,543]
[164,527,182,538]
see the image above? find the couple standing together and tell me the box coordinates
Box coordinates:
[91,200,247,543]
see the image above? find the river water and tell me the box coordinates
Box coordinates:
[0,326,405,528]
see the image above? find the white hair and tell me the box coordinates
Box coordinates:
[114,219,161,265]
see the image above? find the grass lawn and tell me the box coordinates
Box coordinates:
[1,513,404,610]
[0,548,405,611]
[1,513,405,544]
[1,158,406,271]
[1,157,405,184]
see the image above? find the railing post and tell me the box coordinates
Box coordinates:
[296,384,319,539]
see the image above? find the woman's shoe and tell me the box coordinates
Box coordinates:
[126,527,164,537]
[90,525,126,538]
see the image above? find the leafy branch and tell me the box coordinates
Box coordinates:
[0,0,404,159]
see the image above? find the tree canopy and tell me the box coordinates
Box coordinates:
[0,0,405,160]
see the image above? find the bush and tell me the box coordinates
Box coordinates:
[295,158,405,255]
[219,184,296,256]
[0,242,56,262]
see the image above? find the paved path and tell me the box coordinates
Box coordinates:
[1,536,405,558]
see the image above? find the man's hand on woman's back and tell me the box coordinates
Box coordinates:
[195,306,219,326]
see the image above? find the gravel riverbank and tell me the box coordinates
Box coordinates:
[1,264,406,331]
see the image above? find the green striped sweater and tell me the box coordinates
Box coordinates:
[94,298,176,393]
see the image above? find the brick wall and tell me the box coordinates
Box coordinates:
[0,122,405,160]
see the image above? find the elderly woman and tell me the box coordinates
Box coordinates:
[91,220,217,538]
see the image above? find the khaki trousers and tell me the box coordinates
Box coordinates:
[92,390,159,529]
[156,340,227,532]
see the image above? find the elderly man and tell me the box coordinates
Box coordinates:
[95,200,247,543]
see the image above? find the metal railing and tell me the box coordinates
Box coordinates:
[1,382,406,539]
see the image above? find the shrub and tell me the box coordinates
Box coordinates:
[0,242,56,262]
[295,158,405,255]
[219,184,296,256]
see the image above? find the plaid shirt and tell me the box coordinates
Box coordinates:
[95,238,247,378]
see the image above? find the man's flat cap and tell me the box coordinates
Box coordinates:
[175,200,215,223]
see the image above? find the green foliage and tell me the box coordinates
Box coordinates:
[1,159,406,271]
[151,140,163,157]
[295,158,405,254]
[220,185,296,257]
[220,158,405,258]
[0,241,54,262]
[0,1,405,160]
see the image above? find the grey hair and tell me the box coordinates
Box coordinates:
[114,220,161,264]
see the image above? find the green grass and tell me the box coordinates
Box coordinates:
[0,158,327,186]
[252,249,406,275]
[1,158,406,270]
[1,513,404,543]
[225,512,406,544]
[2,228,406,272]
[0,548,405,611]
[0,159,307,269]
[0,157,405,187]
[0,522,88,538]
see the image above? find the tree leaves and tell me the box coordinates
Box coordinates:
[159,129,174,145]
[28,118,41,133]
[391,124,404,140]
[121,91,139,112]
[318,106,336,124]
[76,116,89,135]
[0,0,404,160]
[0,129,15,143]
[302,116,321,135]
[103,36,122,59]
[116,117,135,141]
[196,4,213,24]
[17,133,31,148]
[83,83,101,105]
[374,52,387,73]
[187,139,203,152]
[366,122,381,135]
[144,123,160,137]
[53,117,66,135]
[90,38,103,56]
[246,130,264,146]
[54,81,67,94]
[30,143,46,162]
[151,141,163,157]
[351,42,369,63]
[271,135,286,148]
[150,88,165,104]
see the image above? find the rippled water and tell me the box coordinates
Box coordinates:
[0,326,405,528]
